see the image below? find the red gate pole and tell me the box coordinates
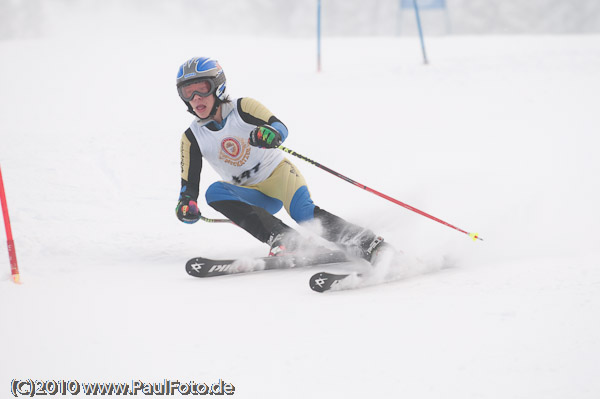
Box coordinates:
[0,164,21,283]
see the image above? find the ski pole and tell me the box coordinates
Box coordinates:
[200,215,232,224]
[278,145,482,241]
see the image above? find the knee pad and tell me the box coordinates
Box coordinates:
[289,186,315,223]
[205,181,234,204]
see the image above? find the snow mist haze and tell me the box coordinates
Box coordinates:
[1,1,600,398]
[2,0,600,40]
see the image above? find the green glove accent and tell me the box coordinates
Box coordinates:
[249,125,282,148]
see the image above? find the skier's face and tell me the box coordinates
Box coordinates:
[190,92,216,119]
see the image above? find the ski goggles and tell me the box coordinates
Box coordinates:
[177,79,216,101]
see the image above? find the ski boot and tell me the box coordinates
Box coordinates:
[267,230,302,257]
[359,235,396,266]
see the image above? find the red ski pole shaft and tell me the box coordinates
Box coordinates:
[0,164,21,283]
[278,145,482,241]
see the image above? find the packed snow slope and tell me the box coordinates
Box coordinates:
[1,32,600,398]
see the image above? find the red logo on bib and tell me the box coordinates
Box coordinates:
[221,138,241,157]
[220,137,251,167]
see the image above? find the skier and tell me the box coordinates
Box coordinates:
[175,57,389,262]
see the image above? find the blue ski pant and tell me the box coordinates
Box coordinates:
[205,159,316,223]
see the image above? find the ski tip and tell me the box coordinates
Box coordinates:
[185,257,213,278]
[309,272,329,293]
[309,272,351,293]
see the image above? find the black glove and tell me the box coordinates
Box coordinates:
[249,125,282,148]
[176,195,201,224]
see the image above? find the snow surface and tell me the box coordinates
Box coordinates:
[1,31,600,398]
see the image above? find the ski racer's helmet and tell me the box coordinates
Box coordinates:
[176,57,228,118]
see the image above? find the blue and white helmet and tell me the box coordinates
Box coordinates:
[176,57,228,102]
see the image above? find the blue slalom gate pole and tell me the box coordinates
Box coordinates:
[413,0,429,64]
[317,0,322,72]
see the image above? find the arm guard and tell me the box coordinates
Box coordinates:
[238,98,289,142]
[180,128,203,200]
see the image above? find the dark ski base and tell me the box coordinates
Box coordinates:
[309,272,358,293]
[186,250,349,278]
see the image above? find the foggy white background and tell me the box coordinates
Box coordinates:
[2,0,600,40]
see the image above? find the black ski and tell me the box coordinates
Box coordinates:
[186,250,349,278]
[309,271,361,293]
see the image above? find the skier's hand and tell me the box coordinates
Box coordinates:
[249,125,282,149]
[176,195,201,224]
